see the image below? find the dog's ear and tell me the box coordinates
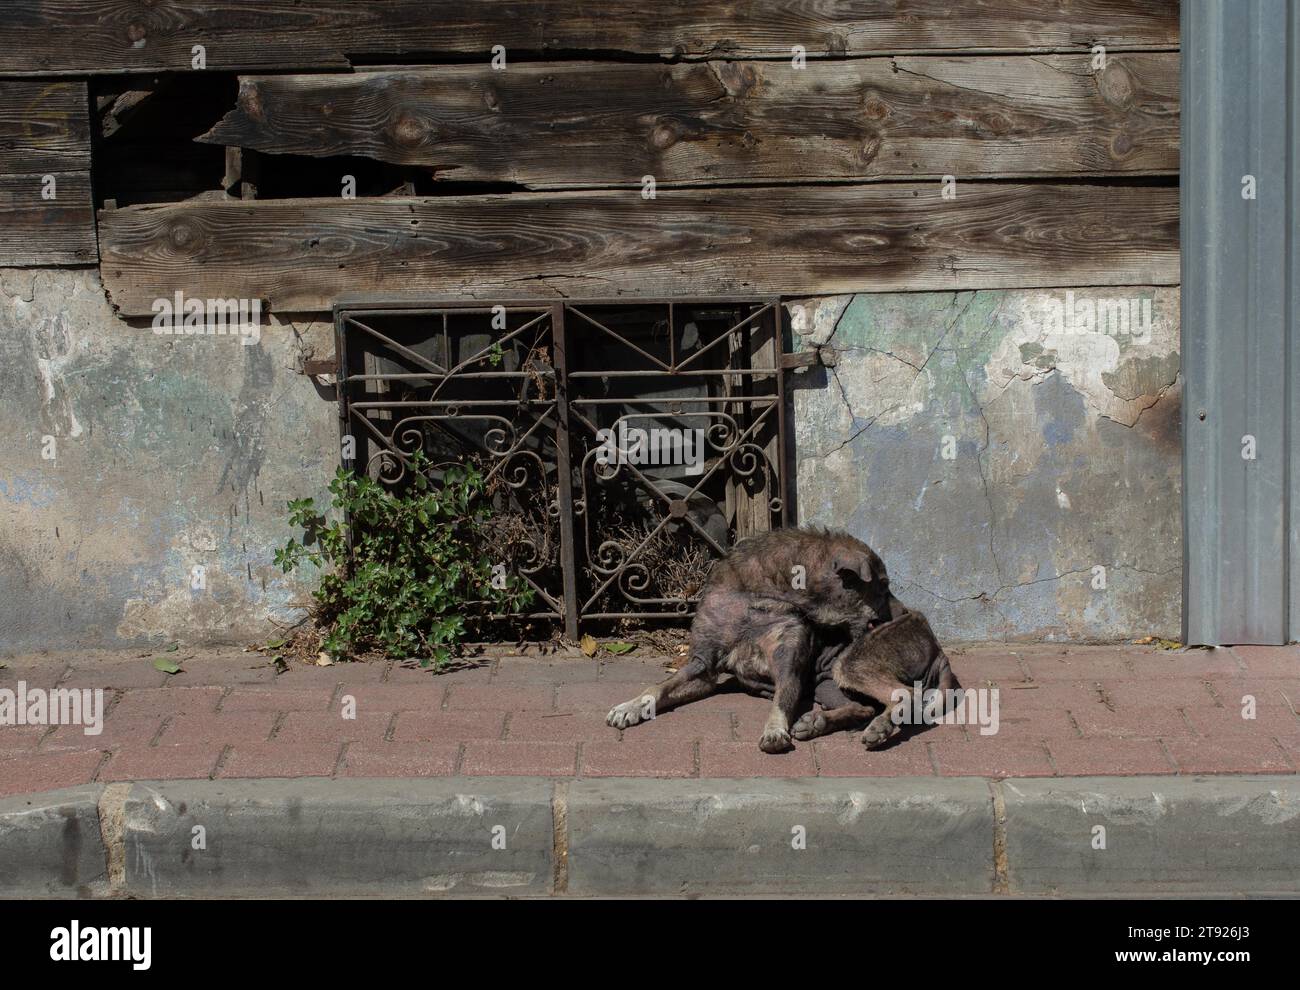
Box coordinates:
[833,553,875,586]
[834,551,887,587]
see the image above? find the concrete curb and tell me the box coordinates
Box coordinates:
[1,776,1296,897]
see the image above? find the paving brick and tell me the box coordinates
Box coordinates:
[326,660,395,682]
[0,751,102,797]
[392,711,506,743]
[110,687,223,718]
[1163,736,1295,775]
[102,744,221,782]
[617,709,735,744]
[1275,736,1300,768]
[1228,645,1300,677]
[993,681,1100,710]
[1021,650,1137,681]
[444,684,552,711]
[167,660,280,686]
[813,735,936,777]
[1067,704,1193,739]
[947,650,1031,683]
[159,711,276,747]
[43,716,163,752]
[0,726,46,756]
[383,661,469,684]
[698,742,816,778]
[0,662,67,690]
[593,659,671,683]
[1203,679,1300,714]
[555,682,643,712]
[493,657,601,684]
[218,743,341,778]
[1098,679,1218,709]
[505,711,600,743]
[219,687,334,713]
[274,711,392,745]
[984,708,1077,741]
[338,683,445,713]
[1181,704,1300,739]
[581,739,696,778]
[338,743,459,777]
[1047,738,1175,776]
[929,737,1055,777]
[59,663,168,691]
[460,741,576,776]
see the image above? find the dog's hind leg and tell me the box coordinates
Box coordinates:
[792,679,879,740]
[606,653,720,730]
[860,683,913,749]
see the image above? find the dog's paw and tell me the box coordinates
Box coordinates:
[791,711,827,741]
[759,726,795,754]
[606,695,654,730]
[860,715,899,750]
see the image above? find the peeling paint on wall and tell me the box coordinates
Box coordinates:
[787,287,1181,642]
[1,271,1179,648]
[0,269,336,650]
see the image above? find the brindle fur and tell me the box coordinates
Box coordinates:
[607,528,940,753]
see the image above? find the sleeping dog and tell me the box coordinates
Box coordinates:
[606,528,958,752]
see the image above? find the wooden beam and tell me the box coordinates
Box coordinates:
[0,172,97,266]
[96,183,1178,315]
[0,1,1180,75]
[0,81,91,172]
[199,55,1178,186]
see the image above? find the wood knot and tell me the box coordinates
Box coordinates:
[651,123,678,150]
[391,112,430,147]
[860,130,882,165]
[1110,131,1135,158]
[167,219,202,254]
[862,94,889,121]
[716,62,759,98]
[482,86,501,112]
[126,22,148,46]
[1097,62,1135,109]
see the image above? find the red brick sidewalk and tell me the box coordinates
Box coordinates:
[2,643,1298,798]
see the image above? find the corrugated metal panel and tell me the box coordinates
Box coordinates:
[1182,0,1296,645]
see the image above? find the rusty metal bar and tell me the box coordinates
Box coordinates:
[550,302,581,641]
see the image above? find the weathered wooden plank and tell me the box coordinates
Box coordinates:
[199,54,1178,186]
[96,183,1178,314]
[0,1,1180,75]
[0,172,97,266]
[0,81,90,172]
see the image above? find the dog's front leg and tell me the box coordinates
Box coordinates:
[606,655,719,730]
[757,620,811,753]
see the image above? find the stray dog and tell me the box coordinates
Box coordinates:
[794,602,959,749]
[607,528,954,752]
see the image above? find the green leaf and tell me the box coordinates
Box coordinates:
[603,641,636,655]
[153,657,182,674]
[164,643,180,652]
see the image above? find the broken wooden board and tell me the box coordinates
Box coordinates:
[0,1,1179,74]
[0,81,91,172]
[97,183,1178,315]
[198,54,1178,187]
[0,172,97,266]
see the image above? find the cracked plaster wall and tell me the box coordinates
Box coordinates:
[2,269,1179,648]
[0,268,336,651]
[788,287,1181,642]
